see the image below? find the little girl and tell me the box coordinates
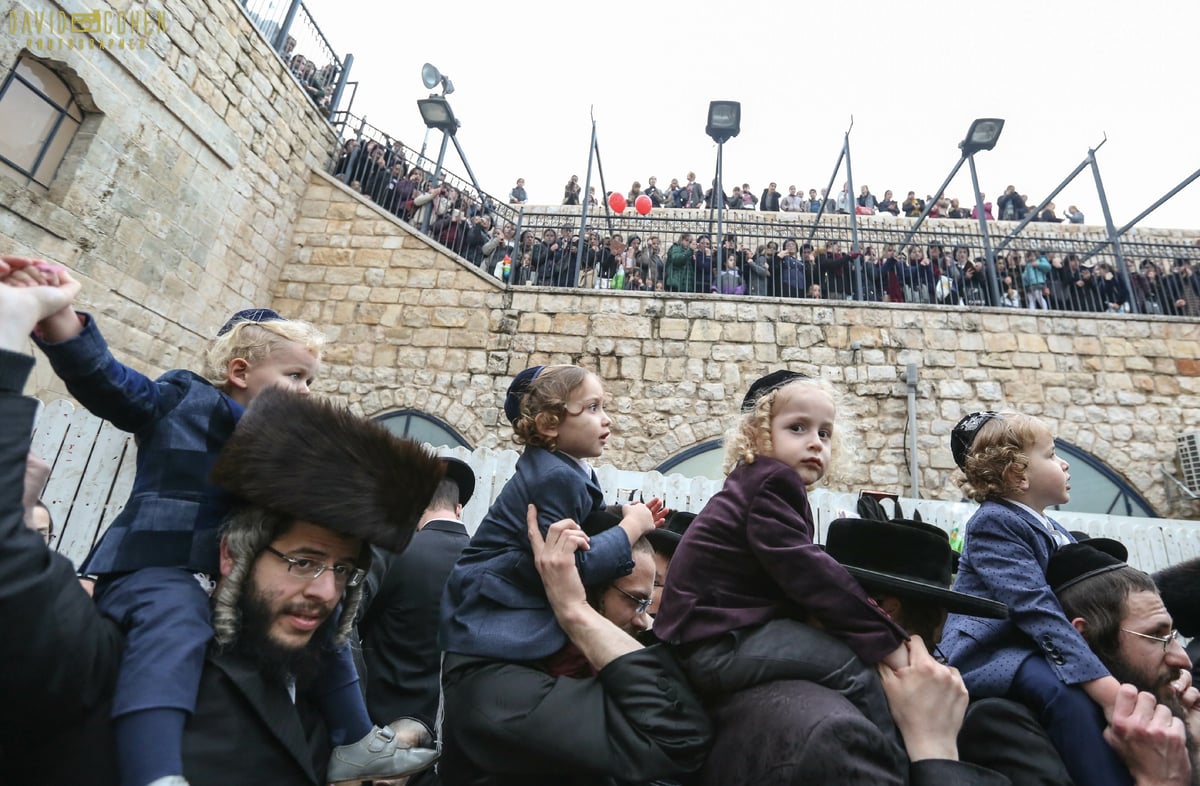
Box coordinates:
[654,370,908,737]
[940,411,1128,786]
[440,364,657,661]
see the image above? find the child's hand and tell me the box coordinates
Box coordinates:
[644,496,670,528]
[0,258,82,349]
[617,502,656,546]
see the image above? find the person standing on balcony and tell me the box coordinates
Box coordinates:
[508,178,528,205]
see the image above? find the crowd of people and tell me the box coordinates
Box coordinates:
[327,140,1199,317]
[566,175,1085,226]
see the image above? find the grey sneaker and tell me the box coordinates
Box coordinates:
[326,725,439,782]
[144,778,190,786]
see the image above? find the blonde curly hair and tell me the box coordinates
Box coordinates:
[203,318,325,388]
[957,412,1049,502]
[722,376,852,487]
[510,365,596,452]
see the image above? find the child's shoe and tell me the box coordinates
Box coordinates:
[326,725,439,783]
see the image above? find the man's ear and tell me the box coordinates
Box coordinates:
[454,503,464,519]
[877,596,904,621]
[1070,617,1088,636]
[219,536,235,578]
[226,358,251,390]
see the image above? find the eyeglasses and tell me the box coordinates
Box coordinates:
[1121,628,1180,653]
[612,584,652,616]
[265,546,365,588]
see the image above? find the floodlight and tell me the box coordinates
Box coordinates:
[420,63,454,96]
[959,118,1005,155]
[418,96,458,134]
[706,101,741,144]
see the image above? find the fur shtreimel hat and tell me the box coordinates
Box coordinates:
[211,387,445,552]
[1154,557,1200,638]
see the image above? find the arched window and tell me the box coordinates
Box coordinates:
[374,409,471,449]
[1050,440,1157,518]
[0,54,84,187]
[656,440,725,481]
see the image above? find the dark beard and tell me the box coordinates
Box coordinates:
[1106,657,1186,719]
[233,575,331,687]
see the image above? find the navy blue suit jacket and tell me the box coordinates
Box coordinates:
[440,446,633,660]
[35,314,241,575]
[942,500,1109,697]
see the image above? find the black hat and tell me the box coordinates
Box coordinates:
[951,411,1002,470]
[217,308,283,336]
[211,387,445,552]
[441,456,475,506]
[1046,539,1129,594]
[741,370,809,412]
[504,365,545,425]
[646,510,696,557]
[825,517,1007,619]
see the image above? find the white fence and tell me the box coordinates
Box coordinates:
[32,400,1200,574]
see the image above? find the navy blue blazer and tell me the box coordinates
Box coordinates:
[942,500,1109,697]
[35,315,242,575]
[440,446,633,661]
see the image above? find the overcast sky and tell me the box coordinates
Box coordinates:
[302,0,1199,231]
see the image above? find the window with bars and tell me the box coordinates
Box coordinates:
[0,55,84,188]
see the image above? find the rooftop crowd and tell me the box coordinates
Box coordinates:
[329,138,1200,318]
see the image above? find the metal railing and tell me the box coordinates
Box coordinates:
[320,115,1200,319]
[239,0,352,120]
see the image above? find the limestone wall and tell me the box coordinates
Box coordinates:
[3,0,337,396]
[282,171,1200,519]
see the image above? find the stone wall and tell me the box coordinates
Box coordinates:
[281,171,1200,519]
[3,0,337,396]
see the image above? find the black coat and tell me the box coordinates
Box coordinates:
[360,520,469,730]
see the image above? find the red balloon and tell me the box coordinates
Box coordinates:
[608,192,627,213]
[635,194,652,215]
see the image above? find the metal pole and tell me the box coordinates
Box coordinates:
[806,145,846,246]
[326,53,352,122]
[1079,166,1200,264]
[968,154,1003,307]
[993,142,1105,253]
[716,141,725,276]
[448,135,488,215]
[593,134,614,236]
[897,156,966,251]
[906,363,919,499]
[843,132,863,300]
[420,132,450,235]
[1089,147,1136,313]
[575,120,599,288]
[273,0,302,53]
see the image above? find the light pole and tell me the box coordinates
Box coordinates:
[706,101,741,276]
[959,118,1005,308]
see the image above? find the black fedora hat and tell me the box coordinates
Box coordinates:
[1046,539,1128,594]
[646,510,696,557]
[825,517,1007,619]
[441,456,475,507]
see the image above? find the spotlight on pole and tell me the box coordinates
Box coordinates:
[417,96,458,135]
[706,101,741,145]
[959,118,1005,156]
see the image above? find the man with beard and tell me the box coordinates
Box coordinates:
[0,273,444,786]
[960,541,1197,786]
[437,509,711,786]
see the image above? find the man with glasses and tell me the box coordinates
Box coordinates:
[0,324,445,786]
[960,540,1197,785]
[438,508,710,786]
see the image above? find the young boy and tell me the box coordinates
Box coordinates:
[23,260,430,786]
[941,411,1129,786]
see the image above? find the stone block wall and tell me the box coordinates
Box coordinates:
[3,0,336,396]
[281,171,1200,519]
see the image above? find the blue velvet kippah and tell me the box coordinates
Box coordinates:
[504,365,545,425]
[217,308,283,337]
